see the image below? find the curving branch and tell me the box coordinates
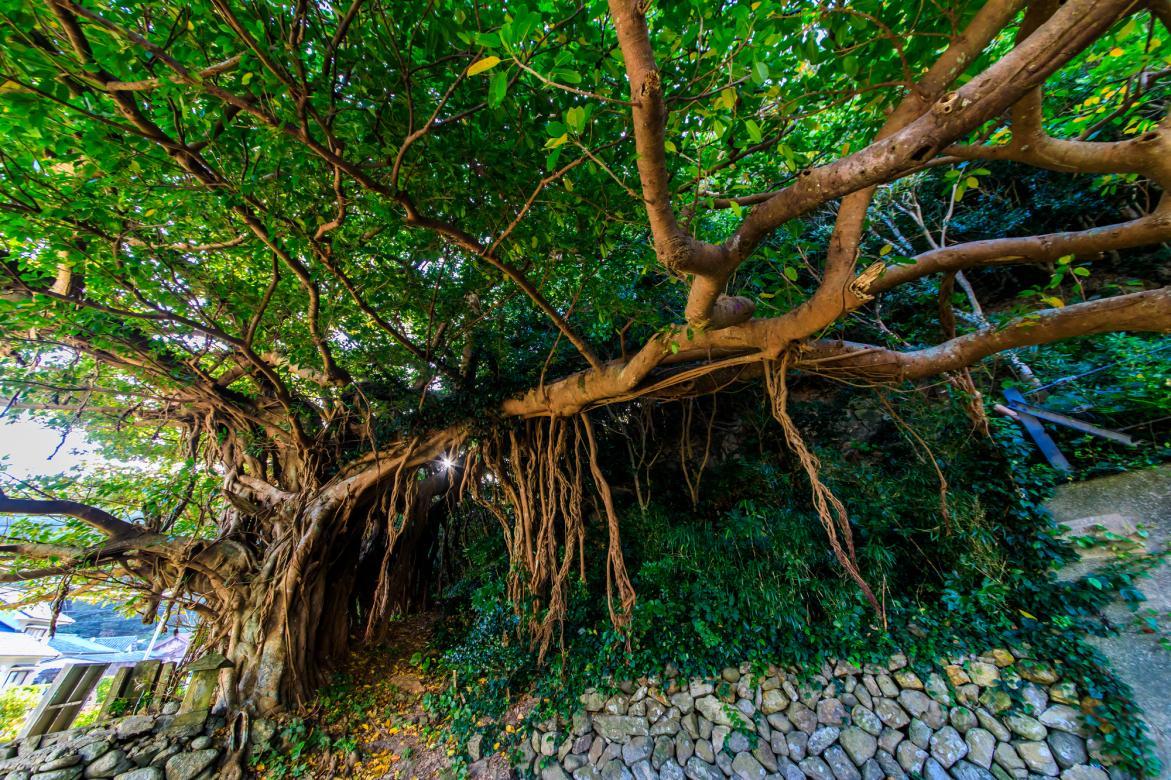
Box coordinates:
[608,0,1134,328]
[0,489,141,538]
[799,286,1171,381]
[872,201,1171,293]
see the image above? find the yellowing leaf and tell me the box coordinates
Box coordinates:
[1109,47,1125,57]
[715,87,737,111]
[468,56,502,76]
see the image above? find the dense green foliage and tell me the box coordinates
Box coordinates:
[420,381,1165,775]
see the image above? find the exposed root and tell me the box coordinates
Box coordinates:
[764,351,884,620]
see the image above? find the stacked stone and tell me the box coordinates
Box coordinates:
[511,649,1128,780]
[0,707,223,780]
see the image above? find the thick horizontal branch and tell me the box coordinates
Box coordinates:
[0,542,83,560]
[799,286,1171,380]
[0,490,141,538]
[501,281,1171,418]
[872,205,1171,292]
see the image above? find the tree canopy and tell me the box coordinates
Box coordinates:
[0,0,1169,716]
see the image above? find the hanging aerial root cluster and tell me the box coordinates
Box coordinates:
[764,351,884,620]
[470,413,635,659]
[362,441,429,640]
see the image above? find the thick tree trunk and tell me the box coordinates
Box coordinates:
[213,469,453,714]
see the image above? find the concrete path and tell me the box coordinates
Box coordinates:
[1047,464,1171,775]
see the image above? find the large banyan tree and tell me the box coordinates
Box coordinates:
[0,0,1169,714]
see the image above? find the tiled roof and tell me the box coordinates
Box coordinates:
[47,634,123,655]
[89,635,143,652]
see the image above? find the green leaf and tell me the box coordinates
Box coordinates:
[745,119,762,144]
[565,106,586,134]
[488,71,509,107]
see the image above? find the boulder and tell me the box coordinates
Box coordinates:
[162,749,218,780]
[1046,732,1087,769]
[874,698,909,729]
[84,749,131,779]
[808,727,839,756]
[896,741,927,774]
[950,760,996,780]
[694,696,732,727]
[822,745,861,780]
[964,727,995,769]
[929,726,968,769]
[850,707,881,737]
[114,718,154,741]
[593,716,649,741]
[731,752,767,780]
[798,756,836,780]
[1015,741,1059,776]
[839,727,877,765]
[682,756,720,780]
[111,770,161,780]
[1039,705,1085,735]
[1004,714,1047,741]
[621,737,653,766]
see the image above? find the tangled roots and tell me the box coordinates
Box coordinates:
[764,351,883,620]
[470,413,635,660]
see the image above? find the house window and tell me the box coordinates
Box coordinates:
[4,669,31,686]
[26,627,46,639]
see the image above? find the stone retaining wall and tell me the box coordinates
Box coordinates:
[515,649,1129,780]
[0,708,223,780]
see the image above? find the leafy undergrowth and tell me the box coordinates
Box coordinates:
[251,613,513,780]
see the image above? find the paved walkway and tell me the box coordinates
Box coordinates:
[1047,464,1171,775]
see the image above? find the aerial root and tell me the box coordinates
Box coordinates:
[765,350,884,622]
[471,414,634,660]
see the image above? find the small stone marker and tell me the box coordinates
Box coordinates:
[98,665,135,720]
[179,652,233,715]
[126,659,162,712]
[151,661,177,710]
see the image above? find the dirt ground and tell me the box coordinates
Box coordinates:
[253,612,514,779]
